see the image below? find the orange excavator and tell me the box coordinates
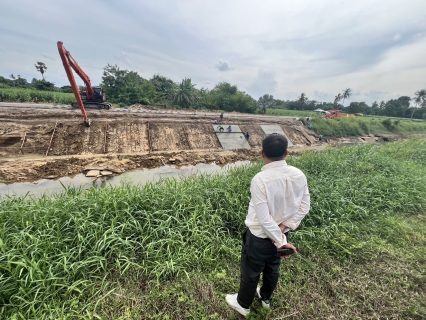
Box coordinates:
[57,41,111,126]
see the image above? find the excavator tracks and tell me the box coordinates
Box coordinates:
[71,102,111,110]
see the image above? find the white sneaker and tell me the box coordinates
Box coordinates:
[225,293,250,317]
[256,286,270,308]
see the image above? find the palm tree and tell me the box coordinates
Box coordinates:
[257,94,275,114]
[9,74,16,87]
[412,89,426,118]
[341,88,352,107]
[298,93,308,110]
[173,78,199,109]
[35,62,47,80]
[334,93,342,105]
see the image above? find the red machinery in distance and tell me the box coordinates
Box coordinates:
[57,41,111,126]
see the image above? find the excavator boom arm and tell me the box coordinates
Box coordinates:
[57,41,91,124]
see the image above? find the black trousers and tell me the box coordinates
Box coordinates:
[237,228,288,308]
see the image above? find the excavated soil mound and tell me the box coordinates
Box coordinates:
[0,106,318,183]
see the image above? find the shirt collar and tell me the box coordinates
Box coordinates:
[261,160,287,171]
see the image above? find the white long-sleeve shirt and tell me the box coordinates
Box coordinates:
[245,160,310,248]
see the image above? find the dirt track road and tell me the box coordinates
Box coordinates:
[0,104,317,183]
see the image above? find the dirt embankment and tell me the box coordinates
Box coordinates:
[0,105,322,183]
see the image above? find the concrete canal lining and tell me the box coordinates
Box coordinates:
[260,125,294,147]
[212,124,251,149]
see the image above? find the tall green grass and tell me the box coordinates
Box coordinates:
[1,139,426,319]
[266,109,317,117]
[311,117,426,136]
[0,88,75,104]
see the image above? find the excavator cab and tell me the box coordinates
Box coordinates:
[81,87,106,103]
[74,86,110,110]
[92,87,106,103]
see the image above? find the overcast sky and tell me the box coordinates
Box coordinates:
[1,0,425,104]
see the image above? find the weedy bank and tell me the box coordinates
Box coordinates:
[310,116,426,137]
[1,139,426,319]
[0,88,75,104]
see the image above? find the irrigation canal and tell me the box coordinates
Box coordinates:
[0,161,250,199]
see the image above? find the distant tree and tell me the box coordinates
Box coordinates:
[35,62,47,80]
[412,89,426,118]
[60,85,73,93]
[274,99,286,109]
[31,78,55,91]
[413,89,426,107]
[370,101,380,115]
[101,64,155,105]
[9,74,16,87]
[397,96,411,107]
[0,76,14,87]
[15,75,29,88]
[298,93,308,110]
[384,99,406,118]
[208,82,256,113]
[150,74,175,93]
[345,101,369,114]
[341,88,352,106]
[149,74,177,104]
[334,93,342,105]
[257,94,275,114]
[173,78,199,109]
[198,87,215,109]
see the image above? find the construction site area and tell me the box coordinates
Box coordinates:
[0,105,327,184]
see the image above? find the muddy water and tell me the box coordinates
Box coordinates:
[0,161,251,199]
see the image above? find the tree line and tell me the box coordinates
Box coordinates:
[2,61,425,119]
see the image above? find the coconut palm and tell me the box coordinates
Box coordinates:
[9,74,16,87]
[173,78,199,109]
[298,93,308,110]
[341,88,352,107]
[411,89,426,118]
[35,62,47,80]
[334,93,342,105]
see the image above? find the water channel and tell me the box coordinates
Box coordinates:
[0,161,251,199]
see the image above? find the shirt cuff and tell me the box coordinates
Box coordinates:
[274,233,287,248]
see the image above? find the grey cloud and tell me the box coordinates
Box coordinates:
[248,70,277,99]
[215,59,231,71]
[41,53,55,61]
[199,80,213,88]
[113,51,131,65]
[313,91,334,102]
[262,26,425,77]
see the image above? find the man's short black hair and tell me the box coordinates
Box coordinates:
[262,133,288,160]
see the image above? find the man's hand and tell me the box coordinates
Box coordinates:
[278,223,287,233]
[277,243,297,260]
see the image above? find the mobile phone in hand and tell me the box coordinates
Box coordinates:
[277,248,295,256]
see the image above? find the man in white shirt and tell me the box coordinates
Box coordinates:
[226,133,310,317]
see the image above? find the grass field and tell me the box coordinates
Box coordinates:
[310,117,426,137]
[0,88,75,104]
[267,109,426,137]
[1,139,426,319]
[266,109,317,117]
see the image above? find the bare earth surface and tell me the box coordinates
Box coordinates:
[0,104,372,184]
